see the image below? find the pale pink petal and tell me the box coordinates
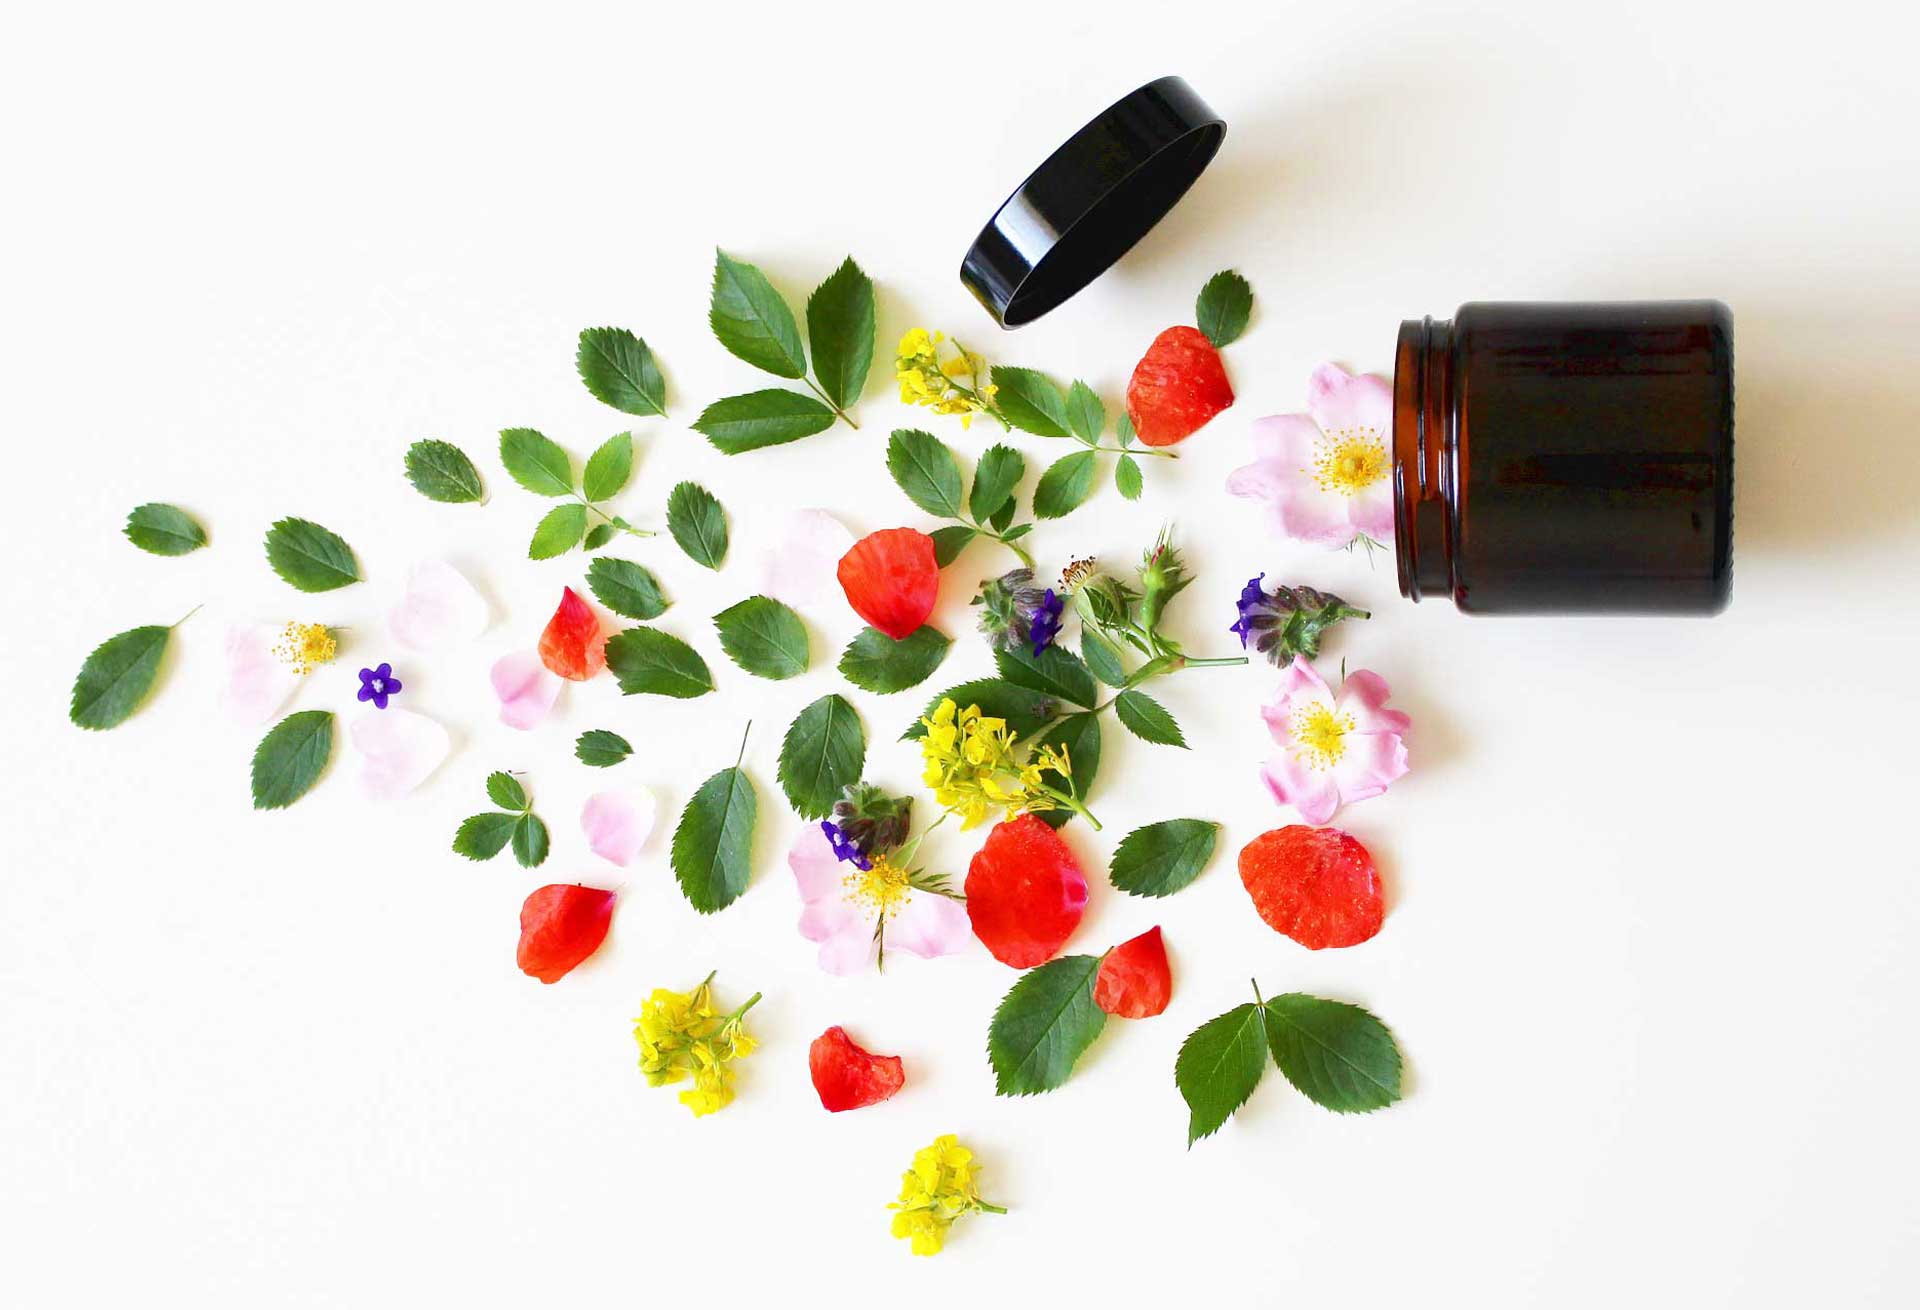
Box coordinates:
[816,919,879,975]
[581,790,657,867]
[885,893,972,960]
[1261,751,1342,825]
[490,651,561,730]
[1247,411,1323,465]
[1332,730,1410,807]
[1306,363,1393,439]
[759,509,856,608]
[1338,670,1413,736]
[389,560,489,653]
[1272,483,1360,547]
[1279,655,1336,703]
[789,824,846,904]
[1347,481,1397,542]
[1224,456,1292,504]
[349,708,451,798]
[220,623,301,726]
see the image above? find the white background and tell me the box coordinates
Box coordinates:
[5,2,1918,1305]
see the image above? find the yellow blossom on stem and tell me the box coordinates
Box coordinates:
[631,972,759,1118]
[887,1133,1006,1256]
[895,329,1007,430]
[272,622,337,675]
[917,698,1095,830]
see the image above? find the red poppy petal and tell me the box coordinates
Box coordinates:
[965,814,1088,968]
[516,884,616,983]
[808,1026,906,1112]
[538,586,606,681]
[836,528,939,640]
[1094,925,1172,1018]
[1238,825,1384,949]
[1125,325,1234,447]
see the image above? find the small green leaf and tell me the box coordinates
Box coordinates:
[486,771,527,811]
[840,625,949,694]
[581,432,634,503]
[886,428,964,518]
[582,523,616,551]
[990,365,1071,437]
[498,428,574,497]
[1196,269,1254,349]
[714,596,809,680]
[709,250,806,378]
[1109,819,1218,898]
[511,813,551,869]
[1115,453,1144,501]
[585,557,669,620]
[778,694,866,819]
[1116,413,1137,448]
[576,327,667,416]
[264,517,360,592]
[528,502,589,559]
[995,644,1097,708]
[902,678,1059,742]
[988,955,1108,1096]
[990,501,1018,534]
[1262,994,1404,1114]
[453,812,518,861]
[69,625,171,730]
[404,440,485,504]
[694,389,836,454]
[604,627,714,699]
[1035,711,1101,830]
[666,481,728,569]
[968,444,1025,523]
[1115,689,1187,748]
[124,503,207,555]
[1064,380,1105,444]
[1032,451,1099,519]
[1176,1002,1271,1145]
[672,763,758,913]
[1081,630,1127,688]
[928,524,976,567]
[250,710,334,810]
[575,729,633,768]
[805,256,875,410]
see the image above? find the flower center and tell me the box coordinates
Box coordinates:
[1309,429,1389,497]
[1290,702,1355,771]
[843,856,911,921]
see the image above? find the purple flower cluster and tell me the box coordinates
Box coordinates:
[820,819,872,871]
[1027,588,1064,656]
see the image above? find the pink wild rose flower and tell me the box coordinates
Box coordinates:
[1261,657,1410,824]
[788,823,969,974]
[1227,362,1395,548]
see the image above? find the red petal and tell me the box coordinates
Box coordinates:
[1125,325,1234,447]
[965,814,1088,968]
[836,528,939,640]
[538,586,606,681]
[1238,826,1384,949]
[808,1025,906,1112]
[1094,926,1172,1018]
[516,884,616,983]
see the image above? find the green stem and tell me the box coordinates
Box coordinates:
[802,376,859,429]
[1181,655,1250,669]
[1040,785,1102,832]
[574,493,656,537]
[974,1200,1009,1215]
[170,604,204,628]
[1098,443,1177,459]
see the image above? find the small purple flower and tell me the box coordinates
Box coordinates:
[820,819,871,871]
[1230,573,1267,646]
[1027,588,1064,656]
[357,662,402,710]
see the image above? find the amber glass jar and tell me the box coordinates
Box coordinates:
[1392,301,1734,614]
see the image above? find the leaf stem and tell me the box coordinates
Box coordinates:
[733,722,752,768]
[802,376,858,429]
[575,494,656,537]
[170,603,204,628]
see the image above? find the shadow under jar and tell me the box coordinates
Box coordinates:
[1393,301,1735,614]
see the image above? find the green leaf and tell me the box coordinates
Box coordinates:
[666,481,728,569]
[990,501,1018,533]
[968,444,1025,523]
[511,813,551,869]
[264,517,359,593]
[805,256,875,410]
[1196,269,1254,348]
[671,764,757,912]
[1116,413,1137,447]
[1109,819,1218,898]
[485,771,527,811]
[124,503,207,555]
[1114,453,1144,501]
[582,523,616,551]
[403,440,485,504]
[576,729,633,768]
[1032,451,1098,519]
[585,557,669,620]
[498,428,574,497]
[69,624,171,730]
[250,710,334,810]
[581,431,634,503]
[1262,994,1404,1114]
[1064,380,1105,444]
[576,327,667,416]
[928,524,976,567]
[528,502,589,559]
[886,428,964,518]
[452,812,518,861]
[694,389,835,454]
[709,250,806,378]
[777,694,866,819]
[1035,711,1101,830]
[1080,630,1127,688]
[902,678,1059,742]
[990,365,1070,437]
[995,643,1097,707]
[1115,689,1186,748]
[604,627,714,699]
[840,625,949,694]
[988,955,1108,1096]
[714,596,809,680]
[1175,1002,1271,1145]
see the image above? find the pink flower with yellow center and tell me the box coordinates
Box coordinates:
[1227,362,1394,548]
[1260,658,1410,824]
[788,824,970,974]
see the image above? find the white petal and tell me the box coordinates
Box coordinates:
[350,708,451,798]
[758,509,855,608]
[220,622,300,726]
[388,560,489,653]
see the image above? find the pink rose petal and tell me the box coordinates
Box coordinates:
[350,708,451,798]
[581,790,657,867]
[759,509,856,609]
[491,651,561,730]
[220,622,301,726]
[389,560,489,653]
[1260,657,1410,824]
[886,893,971,961]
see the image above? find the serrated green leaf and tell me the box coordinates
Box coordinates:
[968,444,1025,523]
[250,710,334,810]
[1032,451,1098,519]
[581,431,634,503]
[1116,412,1137,447]
[990,365,1070,437]
[777,694,865,819]
[264,518,359,593]
[582,522,615,551]
[666,481,728,569]
[806,256,874,410]
[69,624,171,730]
[575,729,633,768]
[995,510,1025,536]
[1080,630,1127,688]
[839,625,949,694]
[403,440,485,504]
[528,502,588,559]
[1109,819,1218,898]
[709,250,806,378]
[1064,380,1105,444]
[486,771,526,811]
[1262,994,1403,1114]
[604,627,714,699]
[886,428,964,518]
[499,428,574,497]
[584,556,669,620]
[1176,1002,1271,1145]
[994,644,1097,708]
[902,678,1059,742]
[511,813,551,869]
[693,388,836,454]
[928,524,976,567]
[1115,689,1186,747]
[124,503,207,555]
[452,811,518,861]
[1115,453,1144,500]
[1035,711,1101,830]
[714,596,809,680]
[671,764,757,913]
[1196,269,1254,348]
[576,327,667,416]
[988,955,1108,1096]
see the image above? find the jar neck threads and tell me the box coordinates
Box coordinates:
[1392,316,1457,603]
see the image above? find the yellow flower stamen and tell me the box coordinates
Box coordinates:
[1307,429,1389,496]
[1290,701,1355,771]
[843,855,912,922]
[272,622,337,675]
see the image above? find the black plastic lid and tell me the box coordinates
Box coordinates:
[960,76,1226,329]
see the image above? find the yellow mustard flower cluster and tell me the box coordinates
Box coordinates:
[895,328,1002,429]
[919,698,1073,830]
[632,972,760,1118]
[272,622,337,674]
[888,1134,1006,1256]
